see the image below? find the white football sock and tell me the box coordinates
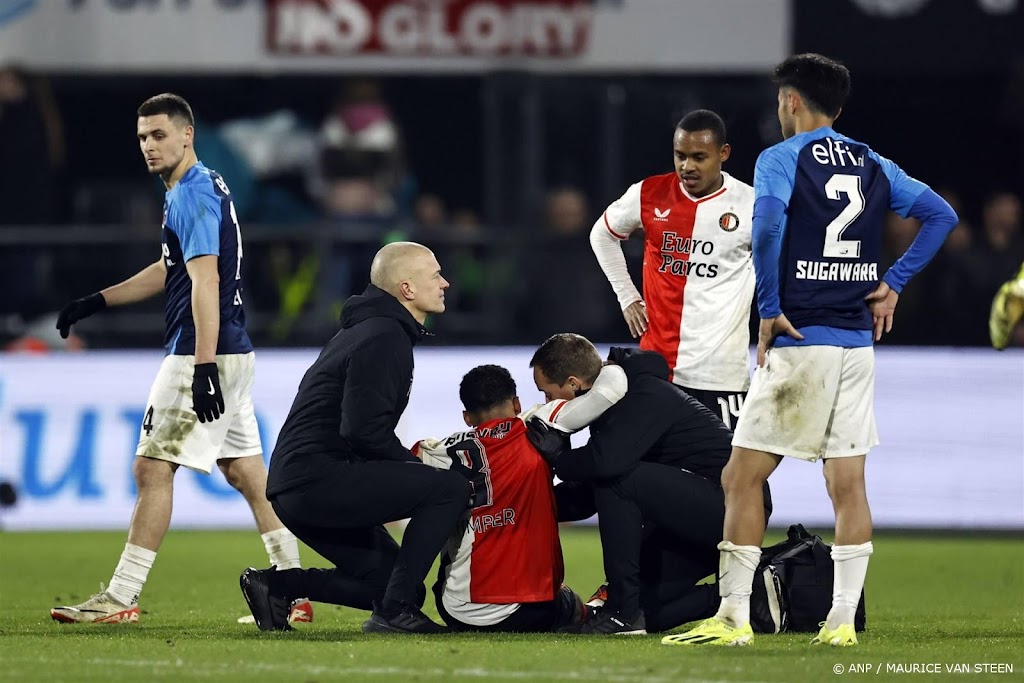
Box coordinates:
[826,541,873,629]
[262,528,301,570]
[714,541,761,628]
[107,543,156,606]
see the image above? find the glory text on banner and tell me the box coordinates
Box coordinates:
[266,0,593,57]
[0,0,787,73]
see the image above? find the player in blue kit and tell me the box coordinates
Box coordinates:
[50,94,310,625]
[664,54,957,647]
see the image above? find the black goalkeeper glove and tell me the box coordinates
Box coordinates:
[192,362,225,423]
[525,417,571,468]
[56,293,106,339]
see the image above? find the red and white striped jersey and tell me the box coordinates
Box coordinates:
[595,171,755,391]
[414,405,564,626]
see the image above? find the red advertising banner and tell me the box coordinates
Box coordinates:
[267,0,594,57]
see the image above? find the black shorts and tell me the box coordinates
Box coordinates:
[681,387,747,431]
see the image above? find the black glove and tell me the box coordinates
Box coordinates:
[56,293,106,339]
[525,418,571,468]
[192,362,225,423]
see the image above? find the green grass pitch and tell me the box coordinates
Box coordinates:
[1,527,1021,682]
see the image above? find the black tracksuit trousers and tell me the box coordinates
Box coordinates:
[557,463,772,632]
[266,459,471,609]
[593,462,725,629]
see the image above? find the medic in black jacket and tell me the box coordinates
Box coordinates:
[245,242,471,636]
[268,284,426,495]
[528,335,772,636]
[556,347,735,484]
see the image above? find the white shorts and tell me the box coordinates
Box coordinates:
[731,345,878,462]
[136,352,262,473]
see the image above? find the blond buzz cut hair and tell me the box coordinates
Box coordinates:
[369,241,433,296]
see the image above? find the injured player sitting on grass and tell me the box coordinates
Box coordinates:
[412,362,626,632]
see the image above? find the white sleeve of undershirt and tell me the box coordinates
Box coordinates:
[591,181,644,310]
[518,364,628,433]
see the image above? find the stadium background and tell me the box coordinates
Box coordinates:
[0,3,1021,681]
[1,0,1023,528]
[1,0,1021,533]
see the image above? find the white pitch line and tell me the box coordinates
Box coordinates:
[0,655,771,683]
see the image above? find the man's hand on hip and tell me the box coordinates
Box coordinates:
[622,300,648,339]
[757,314,804,367]
[865,282,899,341]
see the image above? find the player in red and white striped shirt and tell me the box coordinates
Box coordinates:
[591,110,755,428]
[414,363,626,631]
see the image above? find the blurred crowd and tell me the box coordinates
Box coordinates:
[881,189,1024,347]
[1,66,1022,350]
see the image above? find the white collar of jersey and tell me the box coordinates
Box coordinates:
[677,171,732,203]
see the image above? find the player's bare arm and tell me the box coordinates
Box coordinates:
[56,258,168,338]
[100,258,167,307]
[865,281,899,342]
[185,255,220,364]
[185,254,225,423]
[756,314,804,368]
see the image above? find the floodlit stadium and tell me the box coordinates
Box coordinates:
[1,2,1022,681]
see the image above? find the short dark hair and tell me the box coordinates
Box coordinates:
[677,109,727,146]
[137,93,194,127]
[460,365,517,414]
[772,53,851,118]
[529,333,602,386]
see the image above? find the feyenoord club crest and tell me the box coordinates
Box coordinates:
[719,212,740,232]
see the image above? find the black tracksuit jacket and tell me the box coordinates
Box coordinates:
[555,348,735,484]
[267,285,425,497]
